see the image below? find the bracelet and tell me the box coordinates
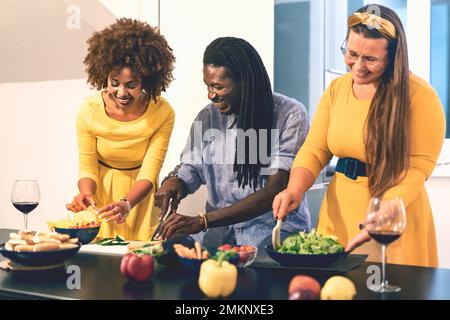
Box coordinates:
[161,172,182,185]
[119,197,132,214]
[161,171,189,197]
[198,212,208,232]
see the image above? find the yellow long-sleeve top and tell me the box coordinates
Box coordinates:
[293,73,446,267]
[76,91,175,240]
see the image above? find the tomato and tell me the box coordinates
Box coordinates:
[218,244,232,251]
[239,252,251,263]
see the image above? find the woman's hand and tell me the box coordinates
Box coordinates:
[66,193,96,213]
[159,213,203,240]
[97,201,129,224]
[345,230,372,253]
[272,188,303,220]
[346,198,404,253]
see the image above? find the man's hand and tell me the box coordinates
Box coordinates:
[155,177,185,220]
[159,213,203,240]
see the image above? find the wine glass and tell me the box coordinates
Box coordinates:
[365,197,406,293]
[11,180,40,230]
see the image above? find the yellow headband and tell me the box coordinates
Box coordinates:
[348,12,396,39]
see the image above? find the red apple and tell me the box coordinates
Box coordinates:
[288,275,321,300]
[120,253,133,278]
[120,253,154,282]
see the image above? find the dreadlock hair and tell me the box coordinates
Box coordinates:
[203,37,274,190]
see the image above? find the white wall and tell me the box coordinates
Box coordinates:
[0,0,274,228]
[0,79,91,229]
[426,177,450,269]
[159,0,274,215]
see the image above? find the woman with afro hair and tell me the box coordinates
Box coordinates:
[66,18,176,241]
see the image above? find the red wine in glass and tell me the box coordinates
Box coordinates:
[365,197,406,293]
[11,180,40,230]
[12,202,39,214]
[369,230,401,245]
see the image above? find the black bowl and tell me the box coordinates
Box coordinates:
[156,235,197,267]
[264,245,345,267]
[178,256,206,276]
[178,253,240,276]
[0,244,81,267]
[54,226,100,244]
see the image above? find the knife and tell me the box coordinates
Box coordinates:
[272,219,282,250]
[150,201,176,241]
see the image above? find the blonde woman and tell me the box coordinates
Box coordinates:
[273,5,446,267]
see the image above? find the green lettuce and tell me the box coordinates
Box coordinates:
[278,229,344,255]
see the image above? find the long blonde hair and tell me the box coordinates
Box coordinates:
[350,5,410,198]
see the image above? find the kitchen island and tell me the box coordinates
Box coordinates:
[1,228,449,300]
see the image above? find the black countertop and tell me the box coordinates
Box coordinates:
[1,228,450,300]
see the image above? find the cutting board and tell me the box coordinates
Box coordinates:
[79,244,128,256]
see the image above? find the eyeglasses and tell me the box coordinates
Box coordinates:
[340,39,386,67]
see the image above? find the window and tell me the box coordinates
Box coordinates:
[275,0,450,142]
[431,0,450,138]
[274,0,310,106]
[274,0,325,118]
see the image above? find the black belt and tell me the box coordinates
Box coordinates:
[335,158,367,180]
[98,160,142,171]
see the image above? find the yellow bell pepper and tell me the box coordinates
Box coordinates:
[198,253,238,298]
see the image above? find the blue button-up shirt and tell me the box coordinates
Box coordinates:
[174,93,311,247]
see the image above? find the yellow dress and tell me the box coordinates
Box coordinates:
[76,91,175,241]
[293,73,446,267]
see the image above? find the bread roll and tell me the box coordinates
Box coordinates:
[68,238,79,244]
[33,243,60,252]
[49,233,70,242]
[15,244,34,252]
[18,230,34,238]
[35,231,49,237]
[32,236,61,244]
[59,243,79,250]
[9,233,21,240]
[8,239,27,246]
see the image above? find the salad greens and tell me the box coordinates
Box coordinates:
[130,243,164,257]
[277,229,344,255]
[97,235,129,246]
[211,250,238,262]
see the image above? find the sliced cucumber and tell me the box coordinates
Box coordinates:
[116,235,126,242]
[99,239,113,245]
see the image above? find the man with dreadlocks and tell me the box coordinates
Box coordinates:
[155,37,310,247]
